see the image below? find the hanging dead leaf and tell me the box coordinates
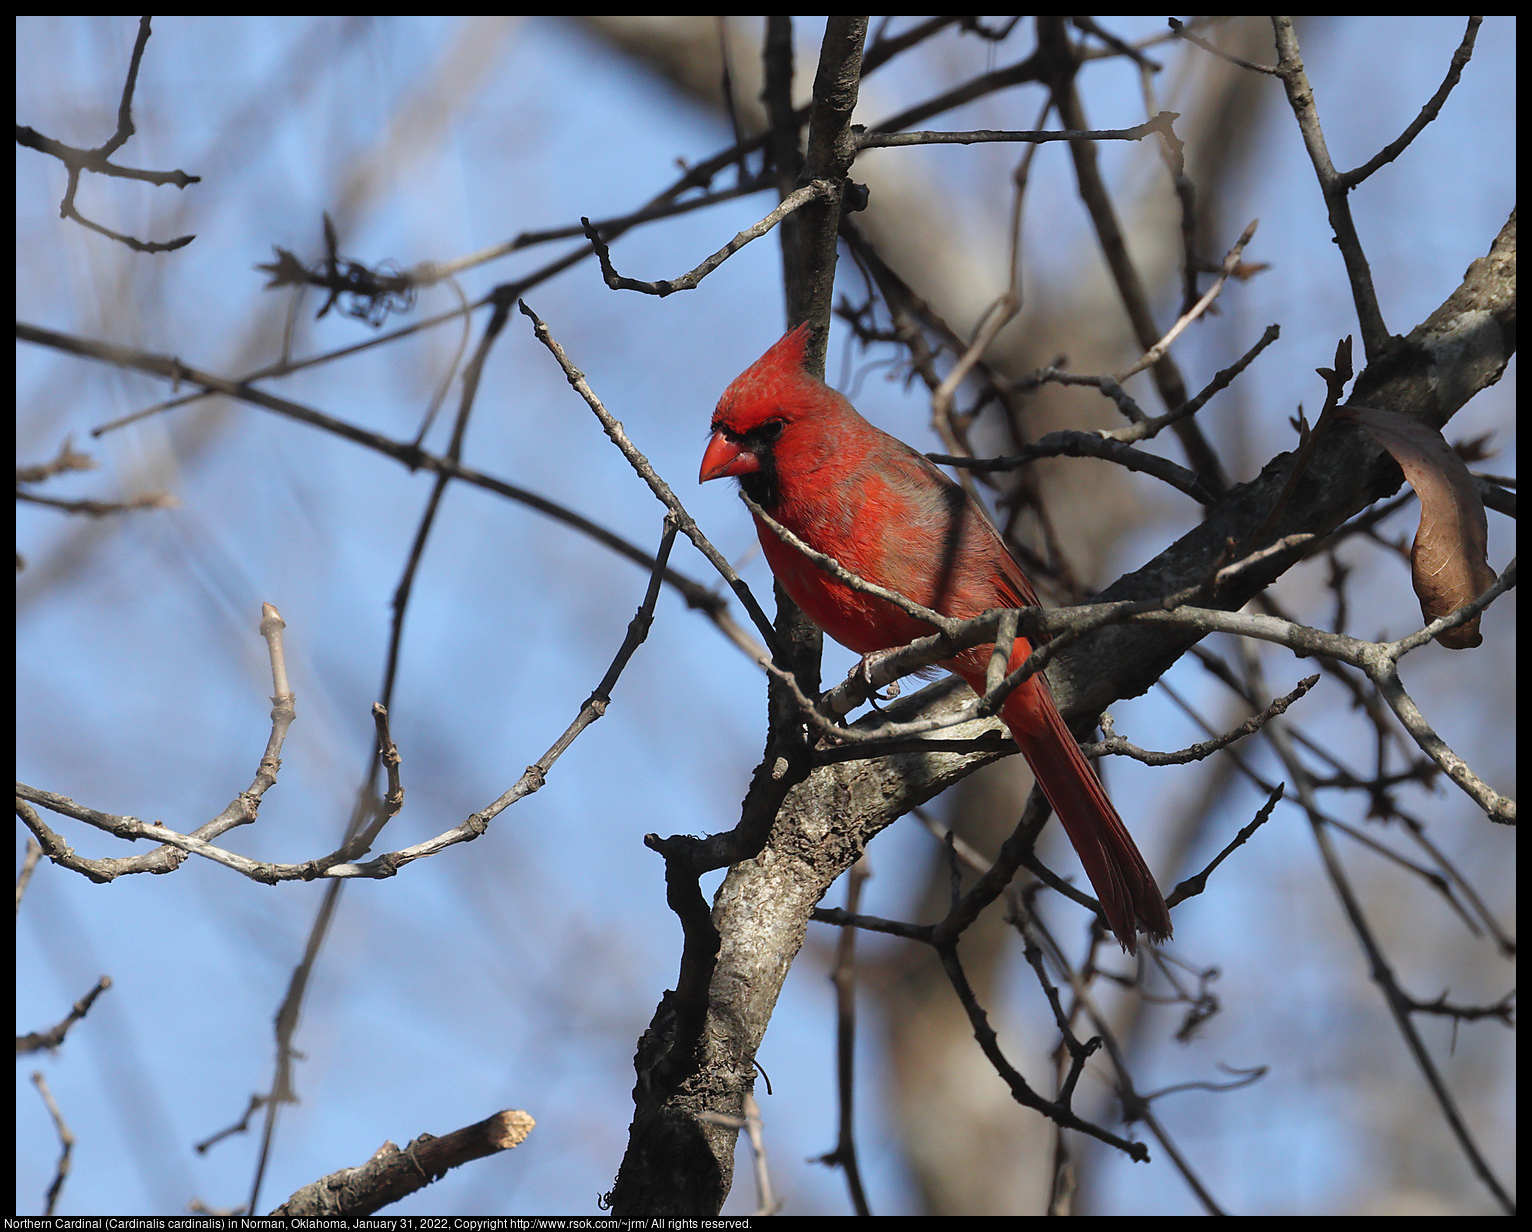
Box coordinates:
[1340,406,1497,648]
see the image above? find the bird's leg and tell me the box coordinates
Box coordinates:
[855,648,904,704]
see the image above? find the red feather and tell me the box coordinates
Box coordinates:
[702,324,1171,952]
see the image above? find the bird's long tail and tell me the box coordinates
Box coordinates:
[994,671,1172,954]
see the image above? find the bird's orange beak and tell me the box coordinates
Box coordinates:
[700,429,759,483]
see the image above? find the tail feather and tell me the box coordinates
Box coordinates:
[999,676,1172,954]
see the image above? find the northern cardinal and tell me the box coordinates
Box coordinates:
[700,323,1171,952]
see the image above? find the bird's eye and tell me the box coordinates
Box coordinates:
[755,418,785,444]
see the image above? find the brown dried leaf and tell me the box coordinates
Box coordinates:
[1341,406,1496,648]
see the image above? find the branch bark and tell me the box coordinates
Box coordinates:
[608,18,870,1218]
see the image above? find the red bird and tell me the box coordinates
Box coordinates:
[700,323,1171,953]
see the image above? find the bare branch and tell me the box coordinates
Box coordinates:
[15,18,199,252]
